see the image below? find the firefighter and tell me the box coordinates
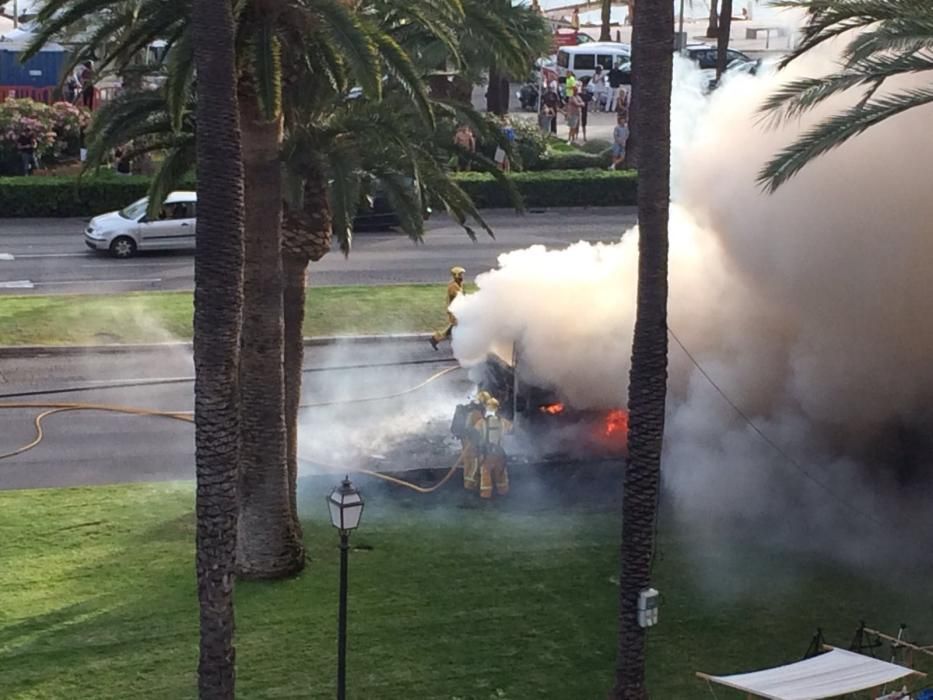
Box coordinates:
[460,390,489,491]
[430,266,465,350]
[478,397,511,499]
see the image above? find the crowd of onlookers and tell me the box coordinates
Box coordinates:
[538,63,630,146]
[450,62,632,175]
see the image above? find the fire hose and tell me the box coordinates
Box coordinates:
[0,366,465,494]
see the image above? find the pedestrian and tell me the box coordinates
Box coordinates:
[564,87,584,143]
[538,104,554,134]
[580,76,594,143]
[591,65,608,111]
[608,60,626,112]
[609,112,630,170]
[430,266,465,350]
[542,82,560,135]
[453,124,476,172]
[17,128,38,176]
[494,120,515,172]
[78,61,95,110]
[564,71,577,101]
[113,147,132,176]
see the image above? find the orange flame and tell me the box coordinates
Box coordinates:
[604,409,629,438]
[540,403,565,415]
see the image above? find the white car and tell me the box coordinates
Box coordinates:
[84,191,197,258]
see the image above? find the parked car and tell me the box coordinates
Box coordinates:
[683,43,761,89]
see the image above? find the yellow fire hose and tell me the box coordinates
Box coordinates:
[0,366,464,494]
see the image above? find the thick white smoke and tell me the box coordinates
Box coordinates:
[451,34,933,557]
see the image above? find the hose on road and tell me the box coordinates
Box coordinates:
[0,365,464,494]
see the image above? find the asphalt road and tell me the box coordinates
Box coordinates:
[0,340,471,490]
[0,208,637,294]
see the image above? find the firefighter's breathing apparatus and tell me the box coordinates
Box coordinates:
[0,365,463,494]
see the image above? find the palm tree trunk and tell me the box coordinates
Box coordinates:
[282,171,333,528]
[600,0,612,41]
[191,0,244,691]
[236,88,305,580]
[610,0,672,696]
[706,0,719,38]
[282,252,307,526]
[716,0,733,79]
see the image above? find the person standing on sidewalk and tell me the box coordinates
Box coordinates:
[608,60,626,112]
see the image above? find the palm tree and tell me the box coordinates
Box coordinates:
[190,0,244,690]
[716,0,733,79]
[600,0,612,42]
[609,0,673,696]
[759,0,933,192]
[706,0,718,38]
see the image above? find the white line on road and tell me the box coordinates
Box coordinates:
[0,253,14,261]
[0,280,35,289]
[14,252,88,259]
[33,278,163,287]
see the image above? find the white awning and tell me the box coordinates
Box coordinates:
[698,647,925,700]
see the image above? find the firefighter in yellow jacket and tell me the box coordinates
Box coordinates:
[461,390,489,491]
[430,266,465,350]
[478,397,511,498]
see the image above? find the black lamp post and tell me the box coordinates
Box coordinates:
[327,476,364,700]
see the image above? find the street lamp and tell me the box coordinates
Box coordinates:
[327,476,364,700]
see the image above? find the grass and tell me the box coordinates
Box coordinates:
[0,284,472,346]
[1,480,930,699]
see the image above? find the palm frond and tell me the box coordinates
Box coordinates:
[165,31,196,132]
[759,86,933,192]
[760,50,933,125]
[146,144,197,218]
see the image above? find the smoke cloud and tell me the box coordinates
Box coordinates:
[451,34,933,561]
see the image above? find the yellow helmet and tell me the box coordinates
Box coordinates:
[476,390,492,405]
[451,266,465,277]
[486,398,500,412]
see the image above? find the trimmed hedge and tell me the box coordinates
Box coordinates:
[0,176,154,218]
[453,169,637,209]
[0,170,636,217]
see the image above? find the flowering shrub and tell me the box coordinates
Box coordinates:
[0,99,91,174]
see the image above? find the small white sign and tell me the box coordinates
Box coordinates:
[28,70,42,76]
[0,280,34,289]
[0,253,14,261]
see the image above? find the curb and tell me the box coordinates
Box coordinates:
[0,333,433,358]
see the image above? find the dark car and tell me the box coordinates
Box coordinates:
[353,190,432,231]
[684,44,758,71]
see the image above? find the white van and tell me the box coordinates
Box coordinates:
[555,42,631,80]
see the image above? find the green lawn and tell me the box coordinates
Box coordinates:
[0,284,469,346]
[1,481,930,699]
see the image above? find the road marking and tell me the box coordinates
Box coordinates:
[14,253,88,259]
[0,253,13,261]
[0,280,35,289]
[34,278,163,287]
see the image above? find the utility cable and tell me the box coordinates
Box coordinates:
[668,327,889,529]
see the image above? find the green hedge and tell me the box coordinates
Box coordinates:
[0,176,153,217]
[452,169,637,208]
[0,170,636,217]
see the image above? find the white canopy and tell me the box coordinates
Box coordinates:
[698,647,925,700]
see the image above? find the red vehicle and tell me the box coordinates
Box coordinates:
[551,29,593,52]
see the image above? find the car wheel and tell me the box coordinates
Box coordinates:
[109,236,138,259]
